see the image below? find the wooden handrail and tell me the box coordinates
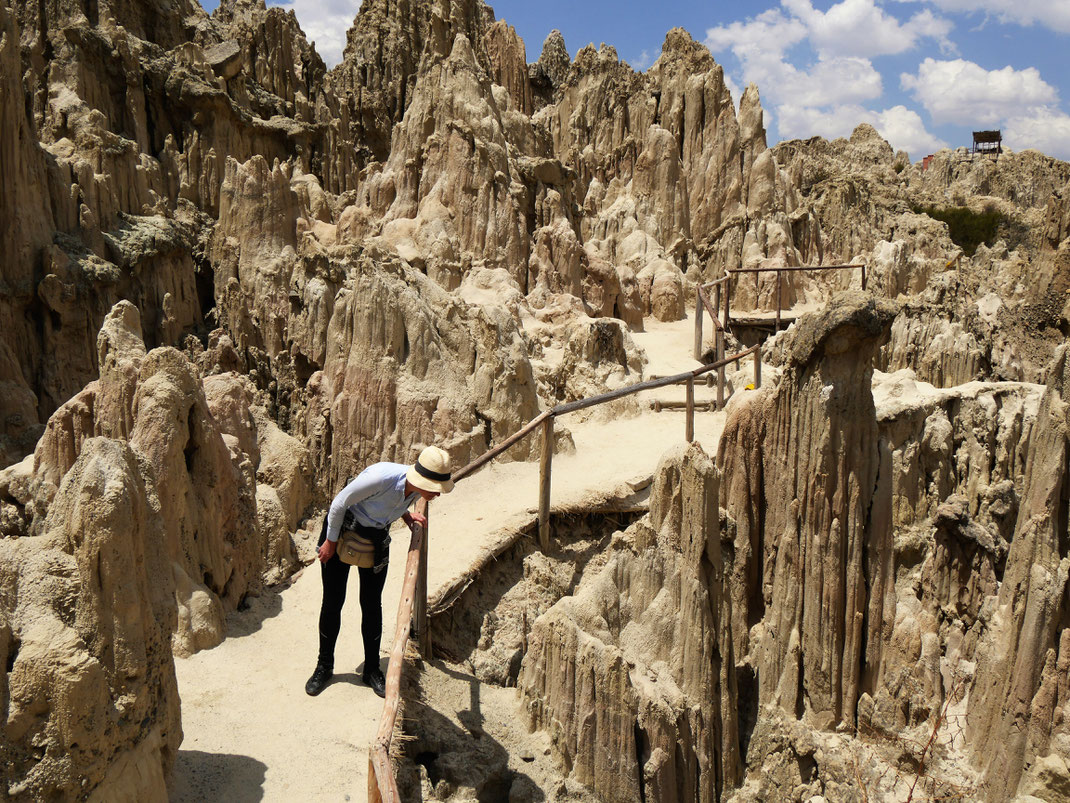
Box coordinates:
[453,411,552,483]
[727,263,864,274]
[368,344,765,801]
[368,498,428,803]
[724,263,867,330]
[697,286,724,332]
[456,347,758,481]
[701,275,731,288]
[550,346,757,416]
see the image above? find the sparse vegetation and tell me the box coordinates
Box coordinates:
[911,204,1006,256]
[851,675,982,802]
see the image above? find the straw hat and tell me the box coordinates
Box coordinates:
[407,446,454,494]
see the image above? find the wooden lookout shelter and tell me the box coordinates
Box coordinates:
[971,130,1002,160]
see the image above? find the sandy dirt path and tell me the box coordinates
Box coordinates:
[172,312,756,801]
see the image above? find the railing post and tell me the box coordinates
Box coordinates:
[694,291,703,359]
[414,500,430,659]
[538,418,553,551]
[775,269,782,331]
[714,282,722,325]
[368,756,382,803]
[685,377,695,442]
[723,274,730,330]
[754,345,762,388]
[716,329,725,410]
[861,264,867,291]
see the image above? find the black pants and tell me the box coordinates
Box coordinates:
[316,516,389,671]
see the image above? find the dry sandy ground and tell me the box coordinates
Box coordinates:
[171,312,759,801]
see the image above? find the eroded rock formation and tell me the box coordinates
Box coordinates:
[3,0,1070,798]
[717,295,1067,799]
[720,293,896,730]
[0,301,315,797]
[521,442,741,802]
[1,438,181,801]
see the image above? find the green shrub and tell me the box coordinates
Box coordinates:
[910,204,1005,256]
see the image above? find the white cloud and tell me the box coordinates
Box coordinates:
[742,54,884,107]
[890,0,1070,34]
[630,49,652,71]
[705,8,807,61]
[901,58,1058,125]
[705,5,886,110]
[778,103,948,155]
[873,105,950,155]
[782,0,954,58]
[272,0,362,67]
[704,0,953,147]
[1004,108,1070,160]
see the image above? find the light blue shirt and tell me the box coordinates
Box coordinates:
[325,462,418,542]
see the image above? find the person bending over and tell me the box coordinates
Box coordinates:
[305,445,453,697]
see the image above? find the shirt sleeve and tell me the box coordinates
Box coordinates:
[325,469,387,542]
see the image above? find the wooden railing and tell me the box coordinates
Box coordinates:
[366,343,764,801]
[697,264,864,340]
[368,497,427,802]
[694,276,731,408]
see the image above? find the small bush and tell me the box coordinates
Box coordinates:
[911,204,1004,256]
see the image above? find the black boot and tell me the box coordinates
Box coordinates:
[362,664,386,698]
[305,663,333,696]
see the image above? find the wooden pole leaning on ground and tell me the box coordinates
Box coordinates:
[697,285,720,330]
[538,418,553,551]
[368,754,383,803]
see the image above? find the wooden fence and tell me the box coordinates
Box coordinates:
[366,342,763,801]
[697,264,864,340]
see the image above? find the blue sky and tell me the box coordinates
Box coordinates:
[201,0,1070,161]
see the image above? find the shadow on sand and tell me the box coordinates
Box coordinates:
[223,580,290,639]
[170,750,267,802]
[395,660,546,802]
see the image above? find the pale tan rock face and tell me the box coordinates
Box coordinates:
[1,437,180,802]
[317,254,539,487]
[212,0,326,123]
[327,0,493,166]
[520,443,741,802]
[529,28,569,109]
[720,293,897,729]
[0,0,340,452]
[212,154,301,358]
[5,0,1070,796]
[10,304,306,658]
[355,33,530,288]
[485,19,532,115]
[861,371,1041,742]
[966,346,1070,801]
[718,298,1070,799]
[0,5,55,466]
